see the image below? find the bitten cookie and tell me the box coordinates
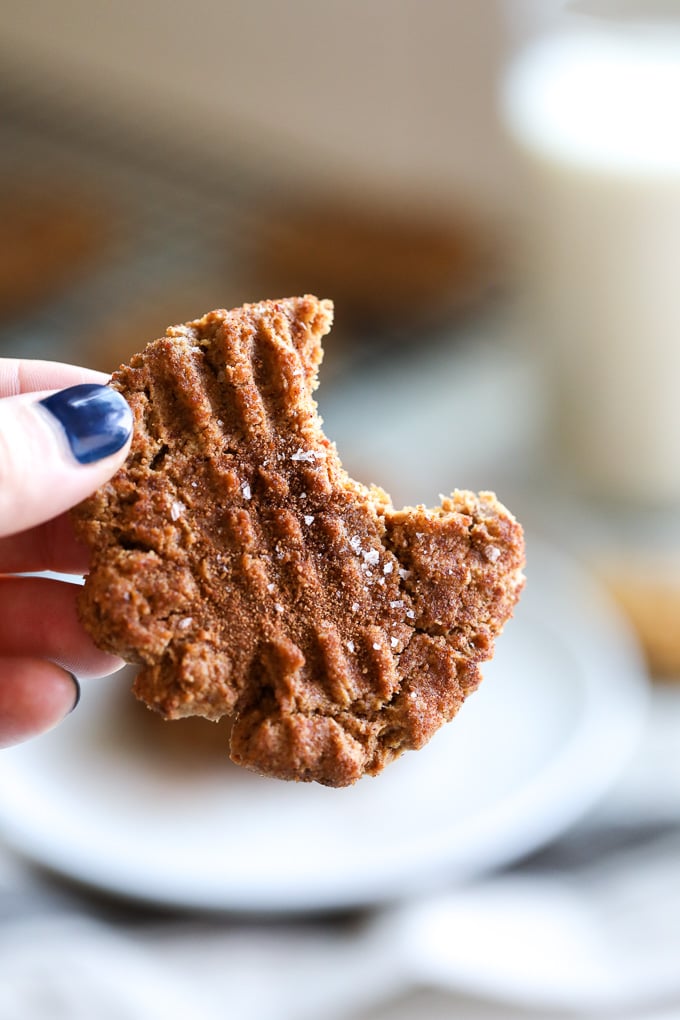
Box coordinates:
[72,296,525,786]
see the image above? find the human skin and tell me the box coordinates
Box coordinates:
[0,360,132,746]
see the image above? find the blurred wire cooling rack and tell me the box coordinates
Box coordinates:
[0,71,265,372]
[0,69,499,380]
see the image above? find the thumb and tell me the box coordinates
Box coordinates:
[0,383,133,537]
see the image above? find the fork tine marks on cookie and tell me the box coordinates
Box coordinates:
[145,340,220,446]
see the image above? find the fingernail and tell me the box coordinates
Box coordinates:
[39,384,132,465]
[67,673,81,715]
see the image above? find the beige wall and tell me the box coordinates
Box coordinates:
[1,1,524,214]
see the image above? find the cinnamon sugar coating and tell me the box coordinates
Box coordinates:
[72,296,525,786]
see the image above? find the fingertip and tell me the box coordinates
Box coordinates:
[0,385,133,537]
[0,659,81,748]
[52,648,128,682]
[87,654,128,680]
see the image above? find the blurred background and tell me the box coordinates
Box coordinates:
[2,1,680,1018]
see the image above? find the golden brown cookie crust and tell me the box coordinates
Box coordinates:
[72,296,525,786]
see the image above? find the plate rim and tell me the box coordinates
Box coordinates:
[0,540,649,913]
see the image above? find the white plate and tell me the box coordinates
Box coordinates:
[0,542,647,913]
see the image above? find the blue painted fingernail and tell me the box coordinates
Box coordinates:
[39,384,132,465]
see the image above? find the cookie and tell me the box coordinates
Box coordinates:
[73,296,525,786]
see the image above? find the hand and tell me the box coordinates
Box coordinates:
[0,359,133,748]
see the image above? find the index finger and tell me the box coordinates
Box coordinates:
[0,359,109,398]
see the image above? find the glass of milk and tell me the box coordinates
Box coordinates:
[502,29,680,505]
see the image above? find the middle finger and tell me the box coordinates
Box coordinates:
[0,575,125,679]
[0,513,91,575]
